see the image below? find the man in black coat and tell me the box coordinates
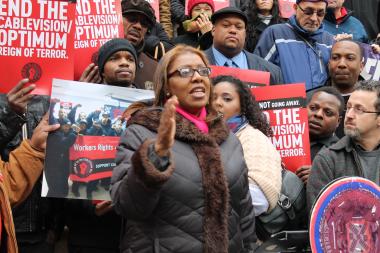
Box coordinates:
[204,7,283,85]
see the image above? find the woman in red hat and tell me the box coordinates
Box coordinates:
[173,0,215,49]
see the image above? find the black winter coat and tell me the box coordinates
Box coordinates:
[111,108,257,253]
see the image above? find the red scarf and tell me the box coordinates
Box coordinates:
[175,106,209,133]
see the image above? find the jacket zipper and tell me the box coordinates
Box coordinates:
[318,51,324,74]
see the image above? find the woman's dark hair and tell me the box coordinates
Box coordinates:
[212,75,273,137]
[243,0,280,52]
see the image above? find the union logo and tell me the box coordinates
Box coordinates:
[21,62,42,82]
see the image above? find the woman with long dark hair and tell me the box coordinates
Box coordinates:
[244,0,281,52]
[212,75,282,215]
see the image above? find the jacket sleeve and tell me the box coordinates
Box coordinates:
[270,65,283,85]
[239,167,258,252]
[254,27,279,65]
[0,105,26,150]
[306,149,334,213]
[110,125,175,220]
[159,0,173,39]
[67,104,80,124]
[238,127,282,212]
[0,140,45,206]
[144,24,174,60]
[199,31,213,50]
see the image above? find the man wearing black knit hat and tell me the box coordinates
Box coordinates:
[97,38,137,87]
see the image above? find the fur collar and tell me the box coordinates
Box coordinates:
[129,107,230,253]
[127,107,230,145]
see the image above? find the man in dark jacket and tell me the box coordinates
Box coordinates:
[295,86,344,184]
[205,7,283,85]
[326,39,364,137]
[307,80,380,211]
[323,0,368,42]
[65,38,140,253]
[97,38,137,88]
[121,0,173,90]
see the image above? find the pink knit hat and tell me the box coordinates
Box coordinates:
[187,0,215,15]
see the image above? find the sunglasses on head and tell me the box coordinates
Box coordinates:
[297,4,326,17]
[124,14,151,28]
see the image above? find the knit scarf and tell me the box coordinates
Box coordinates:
[258,13,272,25]
[176,106,209,133]
[226,115,248,134]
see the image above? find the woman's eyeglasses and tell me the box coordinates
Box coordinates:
[297,5,326,17]
[168,67,211,78]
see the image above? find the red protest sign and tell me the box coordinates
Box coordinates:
[210,65,270,87]
[74,0,124,80]
[185,0,229,16]
[252,83,311,172]
[278,0,296,19]
[146,0,160,21]
[0,0,76,95]
[69,135,119,183]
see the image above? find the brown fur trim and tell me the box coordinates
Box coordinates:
[129,108,230,252]
[131,139,175,189]
[128,108,230,145]
[193,141,230,253]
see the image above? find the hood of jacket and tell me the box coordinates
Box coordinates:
[288,15,326,39]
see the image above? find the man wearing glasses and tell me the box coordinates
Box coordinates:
[307,80,380,211]
[254,0,334,91]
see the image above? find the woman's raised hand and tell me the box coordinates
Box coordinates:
[154,96,178,157]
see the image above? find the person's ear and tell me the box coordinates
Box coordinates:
[336,115,342,129]
[211,25,215,37]
[360,57,364,72]
[293,3,298,12]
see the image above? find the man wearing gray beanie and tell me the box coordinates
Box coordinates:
[97,38,137,87]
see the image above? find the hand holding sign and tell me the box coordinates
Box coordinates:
[30,113,60,151]
[295,165,311,184]
[79,63,102,84]
[7,79,36,115]
[95,200,113,216]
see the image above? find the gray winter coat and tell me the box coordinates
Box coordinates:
[111,108,257,253]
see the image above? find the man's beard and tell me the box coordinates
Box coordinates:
[344,127,362,141]
[107,80,133,87]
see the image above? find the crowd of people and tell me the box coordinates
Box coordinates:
[1,0,380,252]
